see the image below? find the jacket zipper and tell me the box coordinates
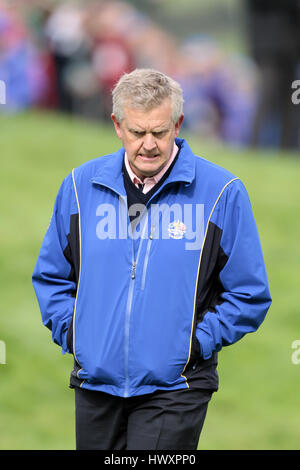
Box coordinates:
[124,248,135,398]
[124,213,148,397]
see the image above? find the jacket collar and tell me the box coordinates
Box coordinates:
[91,138,196,196]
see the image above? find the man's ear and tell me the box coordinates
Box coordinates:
[174,114,184,137]
[111,114,122,139]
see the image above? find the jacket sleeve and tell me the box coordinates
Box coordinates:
[196,178,272,360]
[32,173,77,354]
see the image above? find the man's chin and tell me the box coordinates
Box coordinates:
[133,158,165,179]
[136,164,164,179]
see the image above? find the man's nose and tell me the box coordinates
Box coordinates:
[143,133,157,152]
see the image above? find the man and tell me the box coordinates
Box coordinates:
[32,69,272,450]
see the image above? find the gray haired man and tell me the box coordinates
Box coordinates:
[32,69,271,450]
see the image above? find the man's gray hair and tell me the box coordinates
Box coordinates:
[112,69,184,123]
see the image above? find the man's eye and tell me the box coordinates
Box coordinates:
[130,130,166,138]
[132,131,144,137]
[153,131,166,138]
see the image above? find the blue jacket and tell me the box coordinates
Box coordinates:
[32,138,271,397]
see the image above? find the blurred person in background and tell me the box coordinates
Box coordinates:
[82,1,136,120]
[0,1,50,112]
[175,37,224,141]
[128,24,179,75]
[44,1,96,116]
[175,36,258,146]
[32,68,271,450]
[245,0,300,149]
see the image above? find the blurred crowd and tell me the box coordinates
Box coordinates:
[0,0,299,149]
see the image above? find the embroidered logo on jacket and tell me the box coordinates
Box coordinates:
[168,220,186,239]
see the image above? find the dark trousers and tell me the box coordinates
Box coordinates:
[75,386,212,450]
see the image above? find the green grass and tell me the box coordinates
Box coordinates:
[0,110,300,449]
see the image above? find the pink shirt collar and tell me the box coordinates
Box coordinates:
[124,143,179,193]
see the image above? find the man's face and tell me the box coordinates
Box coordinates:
[111,99,184,180]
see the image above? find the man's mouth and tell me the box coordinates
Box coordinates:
[137,154,160,161]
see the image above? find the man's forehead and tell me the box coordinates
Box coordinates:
[126,119,170,132]
[122,103,173,131]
